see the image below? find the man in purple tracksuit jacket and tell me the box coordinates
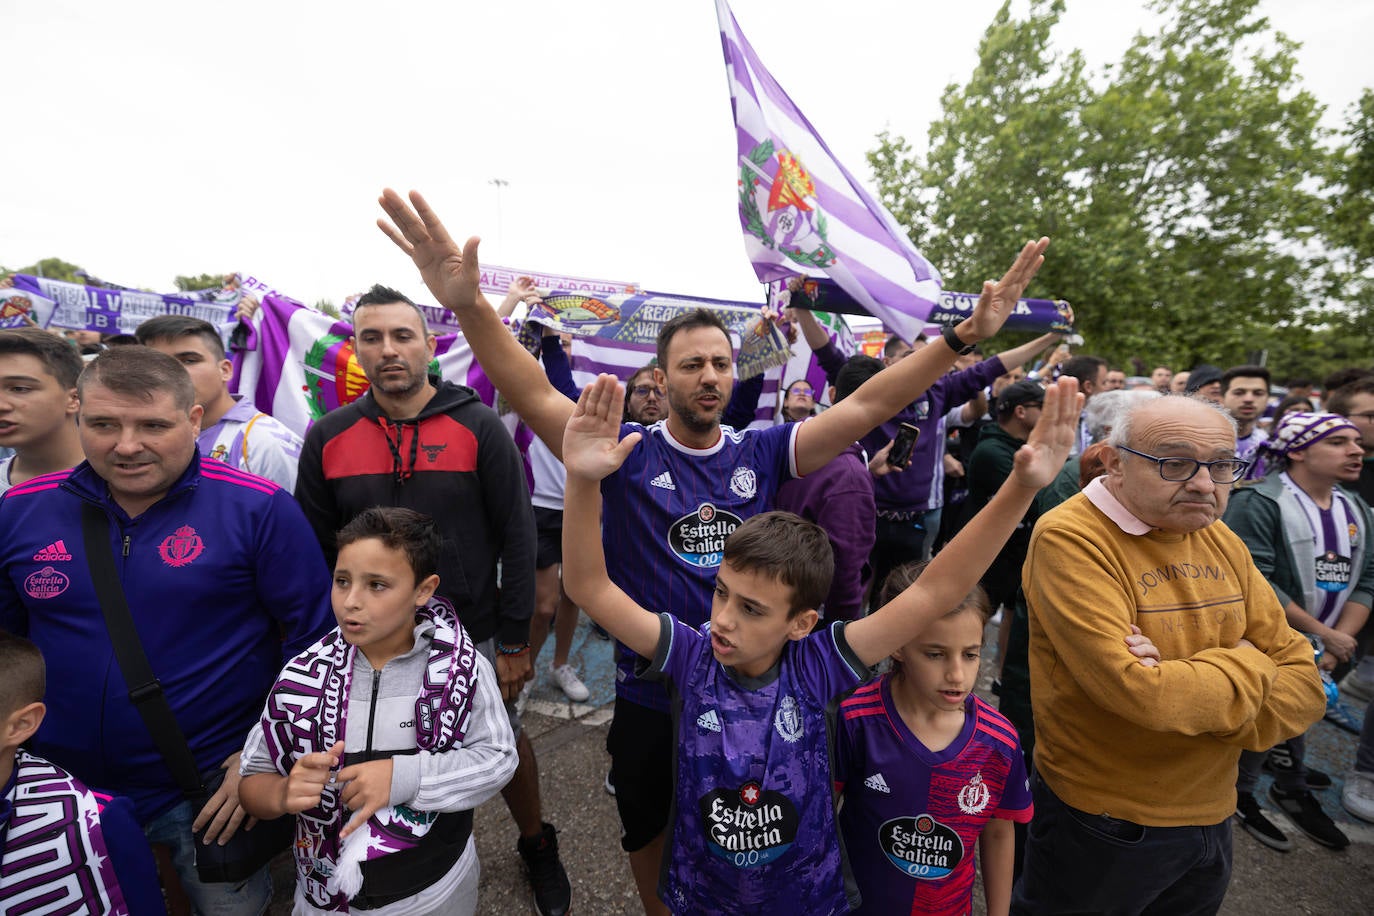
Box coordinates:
[0,346,333,915]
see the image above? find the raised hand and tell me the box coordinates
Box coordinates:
[377,189,483,316]
[563,374,642,482]
[965,237,1051,341]
[499,276,543,319]
[1010,376,1081,490]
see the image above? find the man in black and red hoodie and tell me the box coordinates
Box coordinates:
[295,285,570,916]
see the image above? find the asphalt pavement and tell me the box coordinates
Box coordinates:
[269,615,1374,914]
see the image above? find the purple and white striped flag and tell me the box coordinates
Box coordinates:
[716,0,942,344]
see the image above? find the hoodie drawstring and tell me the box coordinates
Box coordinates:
[379,417,421,484]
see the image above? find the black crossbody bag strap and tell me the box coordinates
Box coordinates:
[80,502,204,799]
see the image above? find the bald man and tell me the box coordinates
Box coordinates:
[1013,395,1324,915]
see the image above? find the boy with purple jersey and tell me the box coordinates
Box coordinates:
[561,374,1081,914]
[835,562,1030,916]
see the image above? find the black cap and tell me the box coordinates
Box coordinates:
[1186,364,1223,394]
[996,380,1045,414]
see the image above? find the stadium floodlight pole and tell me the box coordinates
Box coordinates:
[488,178,509,256]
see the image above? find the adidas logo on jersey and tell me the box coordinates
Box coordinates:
[696,709,722,733]
[864,772,891,794]
[33,540,72,562]
[651,471,675,490]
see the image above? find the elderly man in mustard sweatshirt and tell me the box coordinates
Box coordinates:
[1012,395,1324,916]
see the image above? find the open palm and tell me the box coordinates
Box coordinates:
[377,188,484,314]
[564,375,642,482]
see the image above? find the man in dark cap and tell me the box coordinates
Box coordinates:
[962,379,1046,611]
[1187,364,1225,403]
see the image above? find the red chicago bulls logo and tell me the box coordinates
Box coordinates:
[158,525,205,568]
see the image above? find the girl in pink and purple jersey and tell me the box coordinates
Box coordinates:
[835,561,1032,916]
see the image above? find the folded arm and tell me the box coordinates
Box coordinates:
[1024,527,1321,744]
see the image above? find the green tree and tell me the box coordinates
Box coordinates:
[174,273,230,293]
[5,257,88,283]
[869,0,1365,373]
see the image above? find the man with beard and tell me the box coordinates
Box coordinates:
[293,286,570,916]
[623,364,666,425]
[1222,365,1271,479]
[376,187,1051,914]
[1152,365,1174,393]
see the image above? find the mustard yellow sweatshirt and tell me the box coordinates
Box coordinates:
[1022,488,1324,826]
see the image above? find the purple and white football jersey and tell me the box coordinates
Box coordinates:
[604,420,798,711]
[835,678,1031,916]
[644,614,866,915]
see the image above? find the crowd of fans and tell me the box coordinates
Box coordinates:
[0,196,1370,915]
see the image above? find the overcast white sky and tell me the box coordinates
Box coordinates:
[3,0,1369,307]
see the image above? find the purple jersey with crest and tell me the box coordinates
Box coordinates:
[644,613,866,914]
[604,420,798,712]
[835,678,1032,916]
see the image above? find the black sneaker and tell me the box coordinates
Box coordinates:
[1267,785,1350,850]
[1262,757,1333,791]
[1234,792,1291,851]
[517,822,572,916]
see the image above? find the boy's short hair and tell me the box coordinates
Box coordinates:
[721,511,832,616]
[879,560,991,624]
[0,631,45,718]
[78,346,197,413]
[656,309,732,369]
[336,506,442,584]
[135,315,227,360]
[0,327,85,389]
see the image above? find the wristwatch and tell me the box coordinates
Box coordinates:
[940,324,976,355]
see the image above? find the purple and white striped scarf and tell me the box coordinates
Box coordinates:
[253,601,477,910]
[0,751,130,915]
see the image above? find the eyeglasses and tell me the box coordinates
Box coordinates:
[1117,445,1250,483]
[630,385,665,399]
[787,385,814,397]
[1348,412,1374,423]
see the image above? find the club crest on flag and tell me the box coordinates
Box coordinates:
[716,0,943,343]
[740,140,836,271]
[302,333,370,420]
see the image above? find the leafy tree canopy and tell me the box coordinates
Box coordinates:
[870,0,1371,381]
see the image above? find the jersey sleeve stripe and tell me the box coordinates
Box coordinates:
[200,461,281,488]
[3,469,75,497]
[839,681,881,709]
[786,418,802,479]
[199,467,278,494]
